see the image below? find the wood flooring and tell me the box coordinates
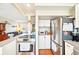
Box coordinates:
[39,49,54,55]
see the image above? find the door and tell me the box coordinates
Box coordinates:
[39,35,50,49]
[45,35,50,49]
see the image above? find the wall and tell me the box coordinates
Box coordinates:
[36,6,74,16]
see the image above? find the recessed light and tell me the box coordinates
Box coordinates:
[26,3,31,7]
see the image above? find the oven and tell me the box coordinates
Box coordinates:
[16,42,34,55]
[18,42,33,52]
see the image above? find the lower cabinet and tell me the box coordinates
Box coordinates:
[39,35,50,49]
[65,42,74,55]
[2,39,16,55]
[39,35,45,49]
[0,48,2,55]
[45,35,50,49]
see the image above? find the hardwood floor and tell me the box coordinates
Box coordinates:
[39,49,54,55]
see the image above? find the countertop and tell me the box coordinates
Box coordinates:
[0,33,35,47]
[64,40,79,50]
[0,34,22,47]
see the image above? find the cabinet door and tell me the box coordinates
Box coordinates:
[65,42,74,55]
[0,23,5,32]
[39,35,50,49]
[38,36,45,49]
[45,35,50,49]
[39,20,50,27]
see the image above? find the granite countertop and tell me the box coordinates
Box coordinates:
[64,40,79,50]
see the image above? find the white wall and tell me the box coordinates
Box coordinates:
[36,10,72,16]
[36,6,74,16]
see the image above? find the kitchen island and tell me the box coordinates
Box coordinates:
[0,33,36,55]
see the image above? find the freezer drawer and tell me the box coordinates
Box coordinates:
[51,41,62,55]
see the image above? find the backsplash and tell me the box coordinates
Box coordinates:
[63,31,73,40]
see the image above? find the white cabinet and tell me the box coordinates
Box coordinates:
[65,42,74,55]
[45,35,50,49]
[0,48,2,55]
[75,4,79,28]
[2,39,16,55]
[38,35,45,49]
[38,19,50,49]
[39,20,50,27]
[38,35,50,49]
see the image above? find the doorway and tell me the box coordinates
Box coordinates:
[38,16,62,55]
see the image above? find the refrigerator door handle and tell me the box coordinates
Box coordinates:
[52,40,62,47]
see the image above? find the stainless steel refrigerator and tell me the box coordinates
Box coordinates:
[50,17,63,55]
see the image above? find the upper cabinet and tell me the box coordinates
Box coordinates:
[75,4,79,28]
[0,23,6,32]
[39,20,50,27]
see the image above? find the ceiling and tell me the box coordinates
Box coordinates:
[0,4,25,20]
[0,3,75,23]
[13,3,35,15]
[0,3,35,23]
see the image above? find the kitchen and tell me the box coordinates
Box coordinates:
[36,3,79,55]
[0,3,79,55]
[0,3,36,55]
